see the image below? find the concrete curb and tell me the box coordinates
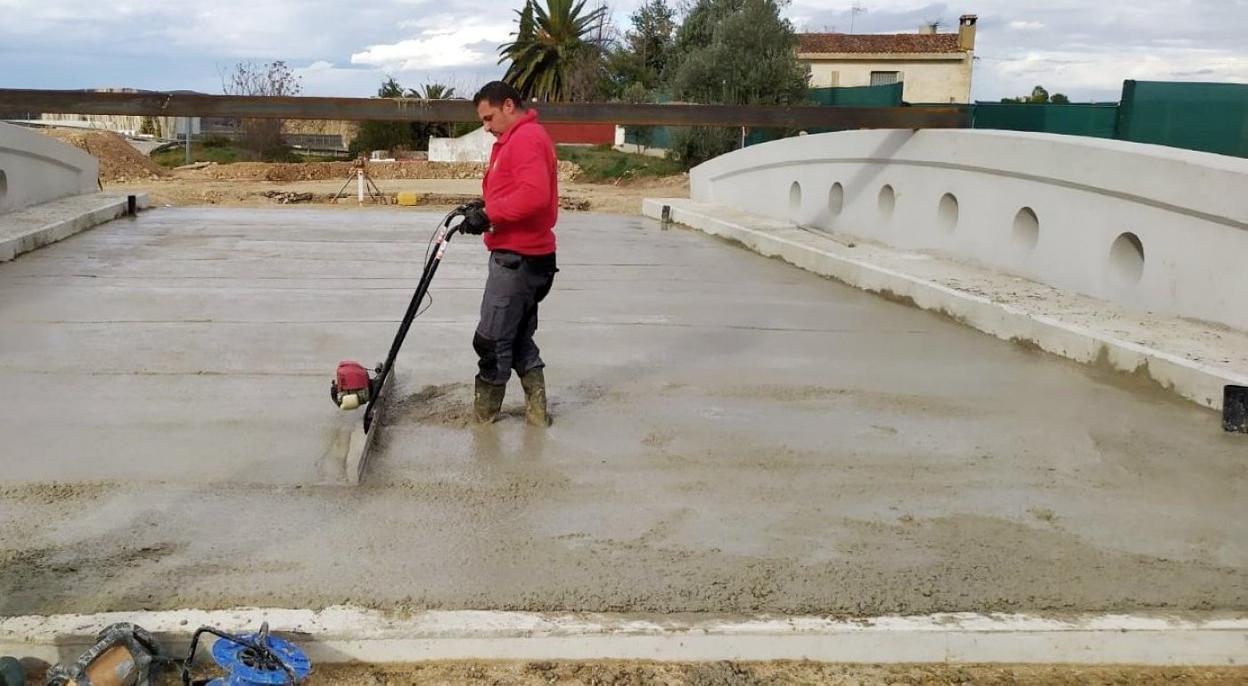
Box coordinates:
[0,193,150,262]
[642,199,1248,413]
[1,608,1244,666]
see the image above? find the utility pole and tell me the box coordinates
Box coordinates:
[850,3,867,34]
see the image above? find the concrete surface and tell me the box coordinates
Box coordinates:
[4,608,1246,666]
[0,121,99,214]
[690,129,1248,331]
[0,191,150,261]
[0,208,1244,619]
[642,198,1248,412]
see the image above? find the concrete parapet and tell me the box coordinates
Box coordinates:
[689,129,1248,331]
[0,122,99,215]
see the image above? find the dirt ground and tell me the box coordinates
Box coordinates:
[33,660,1239,685]
[106,172,689,215]
[33,126,688,215]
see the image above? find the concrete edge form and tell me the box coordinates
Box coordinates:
[1,607,1244,666]
[641,198,1248,413]
[0,193,150,262]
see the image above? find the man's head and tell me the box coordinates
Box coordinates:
[473,81,527,137]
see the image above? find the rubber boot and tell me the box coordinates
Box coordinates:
[473,378,506,424]
[519,368,551,427]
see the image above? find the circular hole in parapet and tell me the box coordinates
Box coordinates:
[1013,207,1040,252]
[828,182,844,216]
[1110,232,1145,285]
[938,193,959,233]
[878,184,896,221]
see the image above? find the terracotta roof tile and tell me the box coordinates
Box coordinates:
[797,33,963,54]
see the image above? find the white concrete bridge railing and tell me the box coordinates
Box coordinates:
[690,129,1248,332]
[0,122,99,215]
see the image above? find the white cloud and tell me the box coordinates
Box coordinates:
[1008,20,1045,31]
[351,21,513,70]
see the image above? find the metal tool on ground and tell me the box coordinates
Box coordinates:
[0,657,24,686]
[45,623,161,686]
[330,200,484,482]
[330,155,389,205]
[41,621,308,686]
[182,622,310,686]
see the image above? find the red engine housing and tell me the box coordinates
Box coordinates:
[336,360,372,393]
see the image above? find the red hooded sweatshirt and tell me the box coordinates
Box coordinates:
[482,109,558,256]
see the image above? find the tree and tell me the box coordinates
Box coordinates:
[410,83,456,100]
[1000,85,1070,104]
[221,60,302,161]
[350,79,462,156]
[351,78,414,156]
[604,0,677,97]
[665,0,809,168]
[408,83,459,147]
[499,0,609,101]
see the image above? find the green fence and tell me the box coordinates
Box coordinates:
[623,80,1248,159]
[971,102,1118,139]
[746,83,904,146]
[1116,80,1248,158]
[623,83,906,150]
[809,82,903,107]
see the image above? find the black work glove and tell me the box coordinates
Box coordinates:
[458,200,491,235]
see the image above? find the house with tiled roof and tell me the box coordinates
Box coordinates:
[798,14,978,104]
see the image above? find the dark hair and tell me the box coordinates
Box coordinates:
[472,81,526,109]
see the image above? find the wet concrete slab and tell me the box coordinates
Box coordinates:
[0,207,1244,617]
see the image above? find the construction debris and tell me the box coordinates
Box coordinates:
[174,161,216,171]
[261,191,316,204]
[559,197,592,211]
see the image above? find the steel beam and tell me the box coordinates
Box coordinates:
[0,89,968,129]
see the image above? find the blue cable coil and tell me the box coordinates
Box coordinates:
[207,631,311,685]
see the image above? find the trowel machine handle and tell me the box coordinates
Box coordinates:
[329,202,483,418]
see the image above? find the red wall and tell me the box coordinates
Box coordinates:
[541,122,615,145]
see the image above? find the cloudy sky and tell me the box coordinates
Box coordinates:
[2,0,1245,102]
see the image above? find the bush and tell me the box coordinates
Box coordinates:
[201,134,232,149]
[666,127,738,169]
[556,145,683,183]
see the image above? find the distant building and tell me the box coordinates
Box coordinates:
[797,14,978,104]
[38,88,199,139]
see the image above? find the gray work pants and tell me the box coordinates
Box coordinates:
[474,250,557,385]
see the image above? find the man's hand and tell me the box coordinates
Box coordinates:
[458,200,491,235]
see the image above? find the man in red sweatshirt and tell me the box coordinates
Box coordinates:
[459,81,559,426]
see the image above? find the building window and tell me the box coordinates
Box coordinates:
[870,71,901,86]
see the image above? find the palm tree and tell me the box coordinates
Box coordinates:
[403,83,459,141]
[498,0,607,102]
[406,83,457,101]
